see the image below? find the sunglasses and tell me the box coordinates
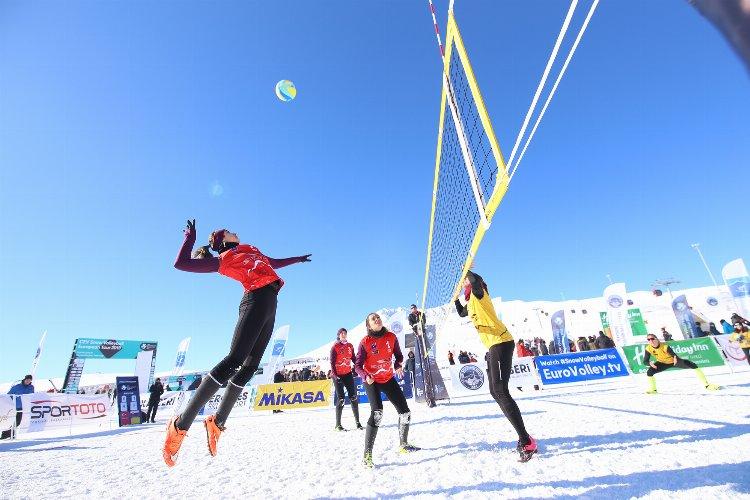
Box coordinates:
[646,337,658,341]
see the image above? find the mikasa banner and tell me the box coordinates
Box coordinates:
[603,283,633,346]
[19,393,110,432]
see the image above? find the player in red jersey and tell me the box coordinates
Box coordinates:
[330,328,363,431]
[355,312,420,468]
[162,219,311,467]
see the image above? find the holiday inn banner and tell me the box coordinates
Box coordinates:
[621,337,726,375]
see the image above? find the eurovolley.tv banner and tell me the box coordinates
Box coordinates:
[671,295,703,339]
[534,349,629,385]
[723,258,750,319]
[621,337,726,375]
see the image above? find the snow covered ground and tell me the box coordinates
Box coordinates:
[2,370,750,499]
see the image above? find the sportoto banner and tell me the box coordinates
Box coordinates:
[253,380,330,411]
[0,395,15,432]
[535,349,629,385]
[713,334,750,368]
[19,393,110,432]
[621,337,726,375]
[448,357,538,396]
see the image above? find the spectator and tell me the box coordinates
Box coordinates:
[539,339,549,356]
[408,304,427,336]
[576,337,589,352]
[448,351,455,365]
[569,340,577,352]
[730,321,750,366]
[405,350,416,375]
[694,322,708,338]
[272,370,286,413]
[468,352,477,363]
[1,375,34,440]
[731,313,750,329]
[595,331,615,349]
[587,336,597,351]
[720,319,734,334]
[516,340,533,358]
[146,378,164,423]
[548,339,558,355]
[661,327,673,341]
[708,322,721,336]
[458,351,470,364]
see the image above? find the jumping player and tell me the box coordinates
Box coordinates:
[163,219,311,467]
[330,328,363,431]
[643,333,720,393]
[454,270,538,462]
[355,312,419,468]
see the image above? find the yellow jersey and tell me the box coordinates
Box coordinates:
[730,331,750,349]
[466,292,513,349]
[645,343,675,364]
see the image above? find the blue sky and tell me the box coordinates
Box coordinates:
[1,0,748,383]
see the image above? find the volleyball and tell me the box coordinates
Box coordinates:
[275,80,296,102]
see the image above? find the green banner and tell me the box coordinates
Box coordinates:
[621,337,726,374]
[627,308,648,336]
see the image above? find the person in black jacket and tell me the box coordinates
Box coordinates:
[272,371,286,413]
[147,378,164,423]
[594,331,615,349]
[408,304,426,335]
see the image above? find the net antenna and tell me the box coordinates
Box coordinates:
[421,1,599,313]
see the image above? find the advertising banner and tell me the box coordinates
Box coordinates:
[201,387,252,416]
[534,349,629,385]
[671,295,702,339]
[628,308,648,336]
[551,310,570,353]
[115,376,142,427]
[345,372,414,404]
[30,330,47,377]
[621,337,726,374]
[723,258,750,319]
[0,396,15,432]
[447,357,538,396]
[172,337,191,376]
[253,380,330,411]
[259,325,289,385]
[604,283,633,346]
[18,393,110,432]
[413,328,449,404]
[713,334,750,368]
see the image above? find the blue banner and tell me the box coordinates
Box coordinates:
[534,349,629,385]
[334,373,413,404]
[672,295,702,339]
[551,310,570,353]
[116,376,143,426]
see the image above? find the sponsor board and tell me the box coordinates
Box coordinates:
[346,372,413,404]
[621,338,726,374]
[254,380,330,411]
[447,358,538,396]
[116,376,142,427]
[19,393,110,432]
[712,335,749,368]
[535,349,629,385]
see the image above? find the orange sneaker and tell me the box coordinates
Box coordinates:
[203,415,224,457]
[163,416,187,467]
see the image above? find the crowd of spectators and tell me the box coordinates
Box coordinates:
[273,366,331,383]
[447,350,477,365]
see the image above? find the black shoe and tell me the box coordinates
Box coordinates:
[356,423,364,430]
[334,425,347,432]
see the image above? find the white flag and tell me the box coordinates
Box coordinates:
[172,337,192,377]
[603,283,633,346]
[30,330,47,377]
[722,258,750,319]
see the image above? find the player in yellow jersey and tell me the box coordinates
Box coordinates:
[454,270,537,462]
[643,334,720,394]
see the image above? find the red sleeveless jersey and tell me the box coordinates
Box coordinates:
[360,332,398,383]
[218,244,283,292]
[332,341,355,376]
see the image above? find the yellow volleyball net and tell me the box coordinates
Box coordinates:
[421,12,510,311]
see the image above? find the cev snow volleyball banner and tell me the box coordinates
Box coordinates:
[603,283,633,346]
[253,380,330,411]
[535,349,629,385]
[19,393,110,432]
[722,258,750,319]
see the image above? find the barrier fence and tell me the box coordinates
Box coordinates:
[2,336,747,441]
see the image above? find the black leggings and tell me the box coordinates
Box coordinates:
[334,372,357,403]
[177,282,279,430]
[364,377,409,426]
[487,341,530,442]
[742,347,750,366]
[646,358,697,376]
